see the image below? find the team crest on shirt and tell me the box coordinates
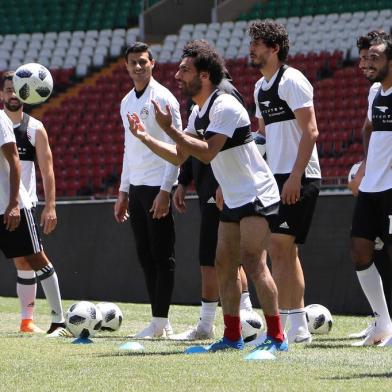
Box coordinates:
[140,106,149,119]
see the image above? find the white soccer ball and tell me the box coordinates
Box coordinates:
[96,302,123,332]
[348,161,362,182]
[305,304,333,334]
[65,301,103,338]
[13,63,53,105]
[240,309,264,342]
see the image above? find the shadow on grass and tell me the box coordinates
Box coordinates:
[94,350,184,358]
[321,372,392,380]
[313,337,354,343]
[304,343,354,349]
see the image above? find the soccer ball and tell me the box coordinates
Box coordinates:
[305,304,333,334]
[65,301,103,338]
[12,63,53,105]
[240,309,264,342]
[96,302,123,332]
[348,161,362,182]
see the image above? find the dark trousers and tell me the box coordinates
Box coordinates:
[129,185,175,318]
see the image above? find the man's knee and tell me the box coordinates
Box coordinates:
[350,238,373,270]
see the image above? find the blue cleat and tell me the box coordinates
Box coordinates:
[185,336,244,354]
[244,336,288,361]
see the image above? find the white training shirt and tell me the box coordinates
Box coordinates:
[186,92,280,209]
[361,83,392,192]
[0,110,32,215]
[13,114,43,205]
[254,67,321,178]
[119,78,181,192]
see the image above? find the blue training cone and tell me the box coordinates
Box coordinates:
[244,350,276,361]
[184,345,210,354]
[119,341,144,351]
[72,337,93,344]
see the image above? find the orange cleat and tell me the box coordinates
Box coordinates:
[20,319,45,333]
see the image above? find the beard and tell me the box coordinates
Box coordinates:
[4,99,22,112]
[368,63,389,83]
[249,55,266,69]
[181,76,202,97]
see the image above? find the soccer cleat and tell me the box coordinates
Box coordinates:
[348,322,375,339]
[244,339,287,361]
[20,319,45,334]
[169,325,215,341]
[47,327,73,338]
[377,335,392,347]
[351,325,392,346]
[131,322,172,339]
[185,336,244,354]
[287,327,312,344]
[244,336,288,361]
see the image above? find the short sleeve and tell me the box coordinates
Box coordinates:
[0,113,15,147]
[279,70,313,111]
[206,96,246,138]
[184,105,198,136]
[254,81,262,119]
[367,84,380,121]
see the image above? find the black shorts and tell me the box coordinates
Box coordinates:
[0,207,42,259]
[351,188,392,246]
[271,174,320,244]
[220,198,279,229]
[198,197,220,267]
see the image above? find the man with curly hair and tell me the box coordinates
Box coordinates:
[249,20,321,344]
[128,39,287,357]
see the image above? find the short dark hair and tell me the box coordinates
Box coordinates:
[124,41,153,61]
[0,70,14,89]
[248,20,289,62]
[181,40,224,86]
[369,33,392,60]
[357,30,388,52]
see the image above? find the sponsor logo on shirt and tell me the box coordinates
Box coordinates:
[260,100,271,107]
[196,128,205,138]
[375,106,389,113]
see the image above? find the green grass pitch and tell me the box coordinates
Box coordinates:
[0,297,392,392]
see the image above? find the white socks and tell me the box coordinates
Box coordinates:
[152,316,169,331]
[279,309,289,331]
[289,308,309,334]
[17,270,37,320]
[197,300,218,332]
[36,263,64,324]
[357,263,392,331]
[240,292,253,311]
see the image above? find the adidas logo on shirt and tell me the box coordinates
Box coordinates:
[279,222,290,229]
[207,197,216,204]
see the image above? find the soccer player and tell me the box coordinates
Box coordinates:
[349,33,392,346]
[170,72,260,340]
[0,72,68,337]
[114,42,181,339]
[348,31,392,340]
[249,20,321,344]
[128,40,286,356]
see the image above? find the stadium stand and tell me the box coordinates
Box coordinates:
[1,1,391,197]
